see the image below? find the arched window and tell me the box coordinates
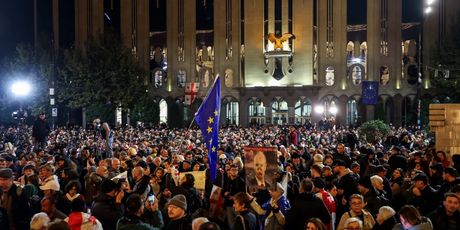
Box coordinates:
[225,100,239,126]
[159,99,168,123]
[248,99,265,125]
[347,98,358,126]
[272,99,288,125]
[295,99,312,125]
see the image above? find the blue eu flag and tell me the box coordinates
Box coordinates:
[195,75,221,182]
[362,81,379,105]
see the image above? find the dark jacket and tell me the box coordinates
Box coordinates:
[286,193,331,230]
[409,185,438,215]
[116,210,164,230]
[392,217,433,230]
[372,216,397,230]
[32,118,50,141]
[163,215,192,230]
[363,188,386,217]
[428,206,460,230]
[91,193,124,230]
[4,184,33,230]
[232,210,258,230]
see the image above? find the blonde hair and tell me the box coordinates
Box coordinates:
[30,212,50,230]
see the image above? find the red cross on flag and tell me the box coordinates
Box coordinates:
[184,82,200,105]
[209,185,225,221]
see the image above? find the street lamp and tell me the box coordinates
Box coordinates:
[11,80,31,122]
[314,105,324,114]
[11,81,31,97]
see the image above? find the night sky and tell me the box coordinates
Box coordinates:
[0,0,421,60]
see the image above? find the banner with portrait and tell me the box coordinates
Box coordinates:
[243,147,278,194]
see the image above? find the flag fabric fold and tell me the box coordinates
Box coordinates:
[195,76,221,182]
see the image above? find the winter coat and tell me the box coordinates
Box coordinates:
[337,209,375,230]
[372,216,397,230]
[251,195,291,230]
[232,210,258,230]
[116,210,163,230]
[286,193,331,230]
[392,217,433,230]
[427,206,460,230]
[163,215,192,230]
[91,193,124,230]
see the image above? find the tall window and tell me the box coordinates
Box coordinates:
[159,99,168,123]
[347,98,358,126]
[272,99,288,125]
[295,99,312,124]
[225,101,239,126]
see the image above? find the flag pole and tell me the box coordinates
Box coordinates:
[187,75,220,129]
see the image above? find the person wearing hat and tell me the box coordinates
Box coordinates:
[410,174,438,215]
[286,179,331,230]
[438,167,460,195]
[0,168,33,229]
[91,179,125,230]
[32,112,50,151]
[116,193,164,230]
[249,182,291,230]
[163,194,192,230]
[313,178,336,229]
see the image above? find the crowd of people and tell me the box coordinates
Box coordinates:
[0,114,460,230]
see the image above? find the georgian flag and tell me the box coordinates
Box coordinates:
[184,82,200,105]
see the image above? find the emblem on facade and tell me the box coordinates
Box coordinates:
[264,31,296,80]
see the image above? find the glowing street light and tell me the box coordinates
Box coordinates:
[426,0,435,6]
[424,6,432,14]
[314,105,324,114]
[330,106,338,115]
[11,81,31,97]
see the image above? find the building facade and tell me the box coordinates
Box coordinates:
[72,0,460,127]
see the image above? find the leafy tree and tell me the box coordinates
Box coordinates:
[58,32,148,115]
[430,13,460,102]
[358,120,391,144]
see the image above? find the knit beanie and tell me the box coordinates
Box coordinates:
[166,194,187,211]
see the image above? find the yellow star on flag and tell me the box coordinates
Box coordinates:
[208,116,214,124]
[212,146,216,152]
[207,126,213,133]
[214,110,219,116]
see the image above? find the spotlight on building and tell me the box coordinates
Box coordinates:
[426,0,435,6]
[330,106,338,115]
[424,6,432,14]
[351,58,362,63]
[11,81,31,97]
[314,105,324,114]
